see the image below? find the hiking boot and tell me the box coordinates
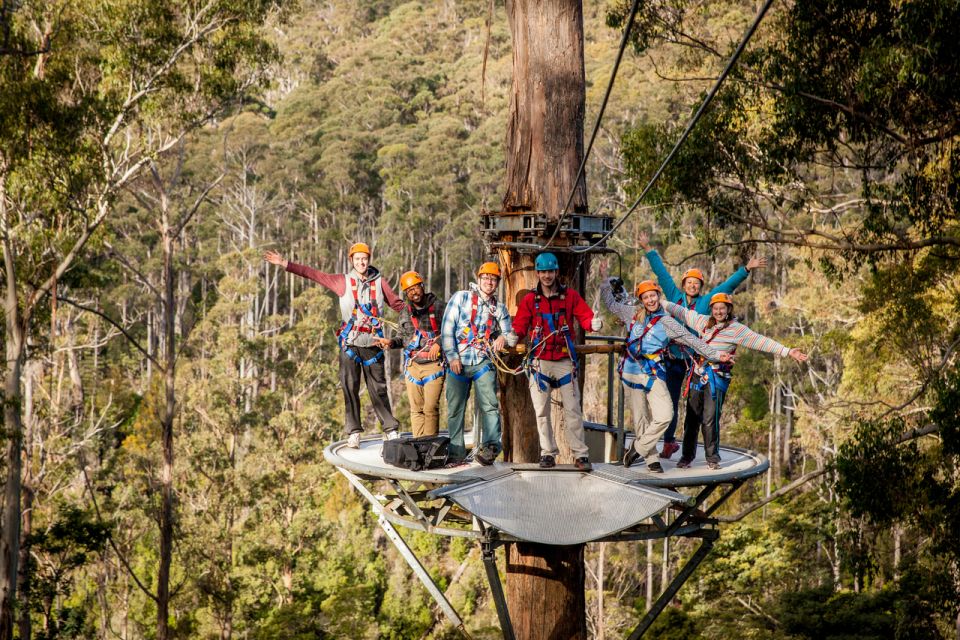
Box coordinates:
[539,454,556,469]
[385,430,400,441]
[659,440,680,459]
[676,458,693,469]
[442,458,469,469]
[647,461,665,474]
[574,457,592,471]
[474,447,496,466]
[623,447,642,468]
[707,461,721,470]
[347,432,361,449]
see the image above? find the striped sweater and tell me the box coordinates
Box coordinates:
[662,301,790,358]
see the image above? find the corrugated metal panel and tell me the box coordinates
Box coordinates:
[441,470,677,545]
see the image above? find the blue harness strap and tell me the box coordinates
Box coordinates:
[683,324,734,399]
[531,369,574,390]
[618,314,667,393]
[405,366,446,386]
[619,355,666,391]
[341,343,384,367]
[402,301,446,385]
[448,362,493,383]
[528,289,579,392]
[338,276,386,367]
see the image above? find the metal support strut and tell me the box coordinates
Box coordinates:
[626,531,718,640]
[337,468,473,639]
[481,541,516,640]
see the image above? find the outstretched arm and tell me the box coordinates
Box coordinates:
[381,280,404,312]
[266,251,345,295]
[662,300,707,332]
[662,316,728,362]
[599,278,638,325]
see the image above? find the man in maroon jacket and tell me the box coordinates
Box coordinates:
[264,244,404,448]
[505,253,602,470]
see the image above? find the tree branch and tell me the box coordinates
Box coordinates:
[717,468,827,523]
[57,297,161,370]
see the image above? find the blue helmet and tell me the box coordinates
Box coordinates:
[535,252,559,271]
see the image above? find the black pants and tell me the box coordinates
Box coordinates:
[681,385,725,464]
[663,358,688,442]
[339,347,400,435]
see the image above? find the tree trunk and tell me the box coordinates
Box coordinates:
[500,1,588,638]
[0,239,25,640]
[157,227,177,640]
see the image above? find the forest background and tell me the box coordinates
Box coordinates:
[1,0,958,638]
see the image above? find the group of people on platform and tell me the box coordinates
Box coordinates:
[263,238,807,473]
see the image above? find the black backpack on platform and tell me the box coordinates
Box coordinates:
[381,435,450,471]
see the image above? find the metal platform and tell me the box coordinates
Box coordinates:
[324,432,767,489]
[324,432,768,639]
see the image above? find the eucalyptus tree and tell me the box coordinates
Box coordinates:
[0,0,287,637]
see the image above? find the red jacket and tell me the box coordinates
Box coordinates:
[513,285,593,361]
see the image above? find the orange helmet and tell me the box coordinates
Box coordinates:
[709,292,733,307]
[476,262,501,278]
[400,271,424,291]
[348,242,371,258]
[681,268,705,285]
[634,280,660,297]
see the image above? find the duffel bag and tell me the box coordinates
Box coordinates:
[382,435,450,471]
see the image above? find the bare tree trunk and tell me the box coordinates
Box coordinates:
[157,224,176,640]
[596,543,605,640]
[0,236,25,640]
[645,539,654,611]
[500,1,588,637]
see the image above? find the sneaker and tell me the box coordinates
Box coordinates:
[707,461,721,470]
[474,447,496,466]
[647,461,665,474]
[347,432,361,449]
[676,458,693,469]
[659,440,680,459]
[623,447,642,468]
[385,430,400,441]
[539,455,556,469]
[574,457,592,471]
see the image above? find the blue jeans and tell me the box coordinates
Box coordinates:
[663,358,688,442]
[445,362,501,460]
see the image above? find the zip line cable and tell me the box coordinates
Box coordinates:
[570,0,775,255]
[540,0,643,251]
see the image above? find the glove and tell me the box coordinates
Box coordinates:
[504,332,519,348]
[590,317,603,332]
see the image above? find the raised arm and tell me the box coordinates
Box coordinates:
[599,278,638,325]
[265,251,346,296]
[644,250,683,303]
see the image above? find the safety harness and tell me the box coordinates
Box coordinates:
[402,301,446,387]
[450,293,496,383]
[683,323,735,399]
[619,313,668,392]
[337,276,385,366]
[527,287,579,392]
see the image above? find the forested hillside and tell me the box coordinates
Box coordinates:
[2,0,958,638]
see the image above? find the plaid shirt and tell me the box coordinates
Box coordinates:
[441,284,512,366]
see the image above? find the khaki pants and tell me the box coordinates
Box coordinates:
[625,375,673,465]
[528,359,588,458]
[404,359,445,437]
